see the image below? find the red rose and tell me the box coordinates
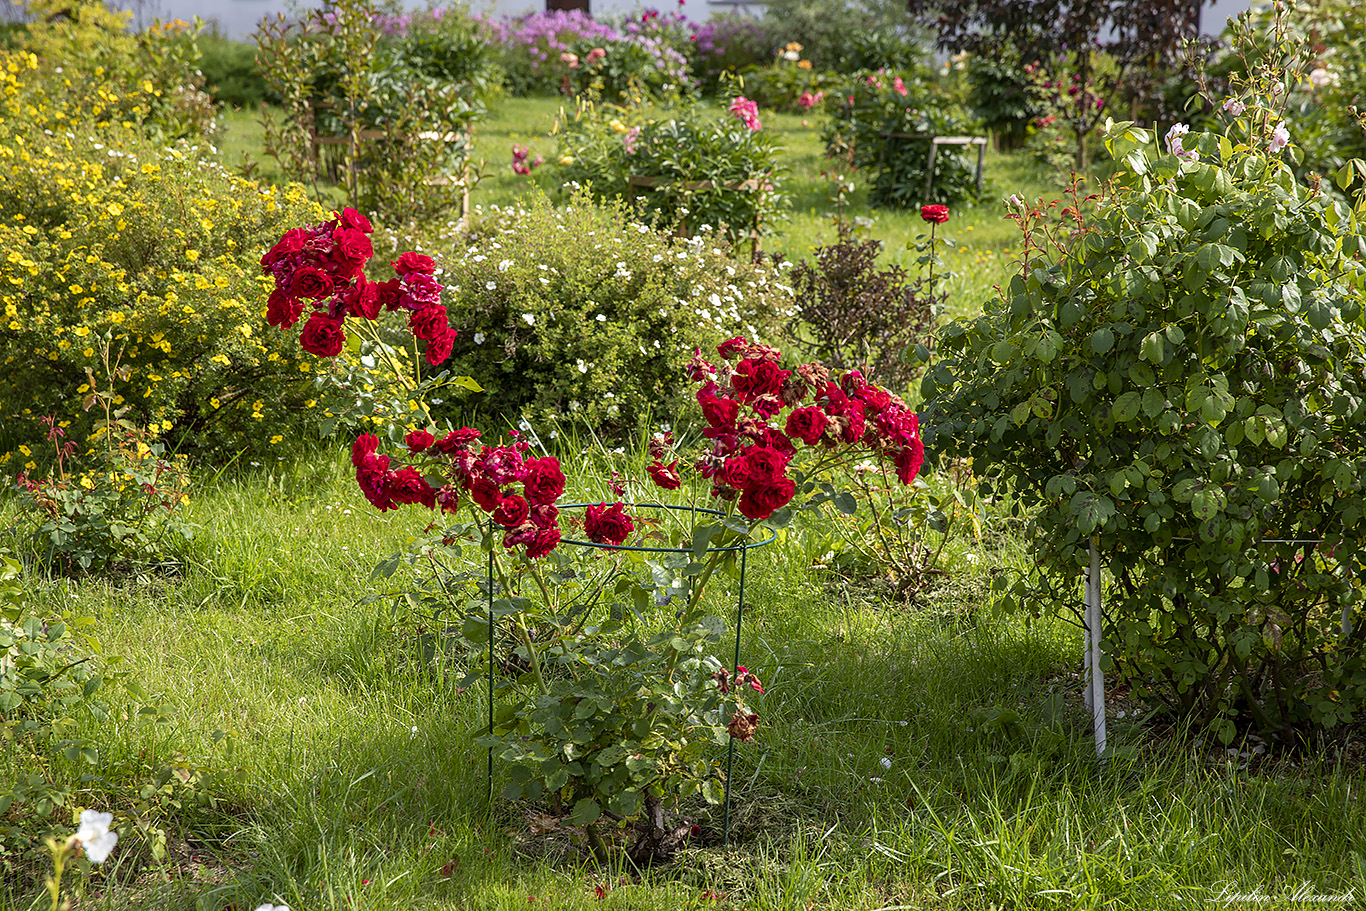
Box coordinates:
[299,312,347,357]
[522,457,565,505]
[920,204,949,224]
[261,228,306,270]
[737,477,796,521]
[785,406,828,445]
[289,265,334,301]
[732,358,789,401]
[759,427,796,457]
[433,427,481,455]
[584,502,635,546]
[344,277,381,320]
[409,304,449,341]
[894,440,924,485]
[331,227,373,278]
[356,454,396,511]
[493,493,530,527]
[530,502,559,529]
[391,467,437,508]
[829,400,866,444]
[393,251,436,275]
[425,328,456,366]
[525,526,561,558]
[738,446,790,486]
[352,433,380,468]
[405,429,435,453]
[266,288,304,329]
[375,279,404,312]
[716,337,748,360]
[503,522,539,549]
[648,460,681,490]
[338,207,373,234]
[470,477,502,512]
[698,386,739,429]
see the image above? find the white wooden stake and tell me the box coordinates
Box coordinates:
[1085,537,1107,758]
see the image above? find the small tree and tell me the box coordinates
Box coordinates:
[923,64,1366,740]
[906,0,1206,167]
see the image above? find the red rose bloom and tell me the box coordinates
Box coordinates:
[344,277,381,320]
[338,207,373,234]
[647,460,681,490]
[470,477,502,512]
[894,440,925,485]
[266,288,304,329]
[356,454,396,511]
[920,204,950,224]
[698,387,740,429]
[522,457,565,505]
[525,526,561,559]
[716,337,748,360]
[331,227,373,278]
[503,523,539,549]
[785,406,828,445]
[391,466,437,509]
[405,429,435,453]
[424,327,456,366]
[289,265,334,301]
[584,502,635,546]
[530,502,559,529]
[737,477,796,521]
[299,312,347,357]
[732,358,789,401]
[261,228,306,270]
[433,427,481,454]
[375,279,405,312]
[493,493,530,528]
[352,433,380,468]
[392,251,436,275]
[738,445,790,485]
[408,304,449,341]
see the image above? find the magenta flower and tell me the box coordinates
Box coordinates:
[728,96,761,131]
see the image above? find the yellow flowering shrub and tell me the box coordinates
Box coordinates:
[0,70,335,460]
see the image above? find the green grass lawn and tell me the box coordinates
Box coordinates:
[4,450,1366,910]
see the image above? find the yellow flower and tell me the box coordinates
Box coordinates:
[18,444,31,456]
[270,435,282,445]
[609,119,628,134]
[797,60,813,70]
[558,155,575,165]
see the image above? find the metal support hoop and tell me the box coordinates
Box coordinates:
[484,502,776,847]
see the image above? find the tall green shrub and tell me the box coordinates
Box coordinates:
[923,107,1366,739]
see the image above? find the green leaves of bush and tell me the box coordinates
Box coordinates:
[924,117,1366,737]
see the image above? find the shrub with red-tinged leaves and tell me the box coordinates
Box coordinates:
[261,207,457,366]
[648,337,924,521]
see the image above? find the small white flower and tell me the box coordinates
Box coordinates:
[485,281,497,291]
[498,259,513,271]
[521,313,536,326]
[474,331,486,345]
[1268,122,1291,154]
[868,777,883,783]
[576,359,588,374]
[76,810,118,864]
[595,313,607,322]
[783,50,800,61]
[1221,97,1246,117]
[255,905,290,911]
[880,757,892,769]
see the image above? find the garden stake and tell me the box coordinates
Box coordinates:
[723,545,748,847]
[1084,536,1107,759]
[487,527,495,804]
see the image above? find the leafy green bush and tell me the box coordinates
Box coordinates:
[556,99,789,249]
[0,79,336,461]
[923,106,1366,739]
[395,190,791,435]
[759,0,911,73]
[965,51,1039,151]
[824,69,984,207]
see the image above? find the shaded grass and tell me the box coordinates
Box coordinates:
[4,451,1366,910]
